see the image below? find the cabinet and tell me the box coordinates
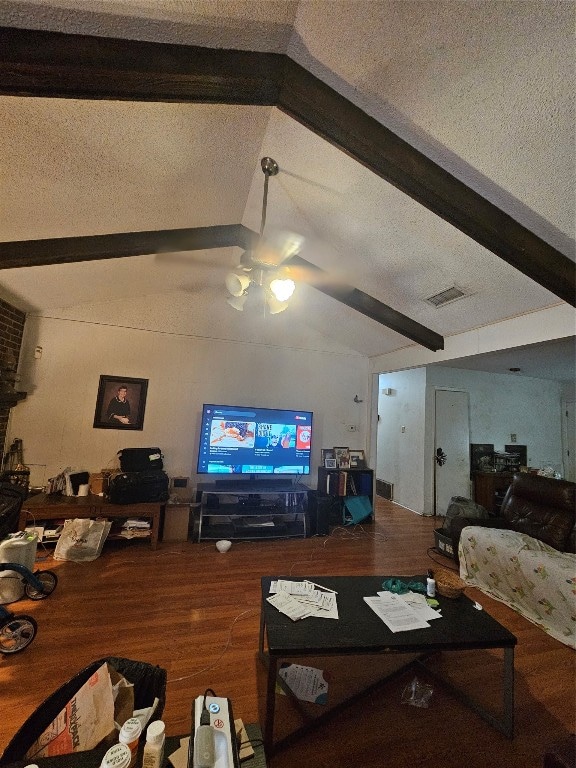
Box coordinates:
[19,493,163,549]
[473,472,514,515]
[198,486,308,541]
[316,467,374,525]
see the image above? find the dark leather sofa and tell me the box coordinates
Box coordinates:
[450,472,576,562]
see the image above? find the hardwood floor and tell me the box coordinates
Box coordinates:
[0,499,573,767]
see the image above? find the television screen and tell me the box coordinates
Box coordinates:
[197,404,313,476]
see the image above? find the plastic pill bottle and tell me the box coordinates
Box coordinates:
[99,742,132,768]
[118,717,142,768]
[142,720,165,768]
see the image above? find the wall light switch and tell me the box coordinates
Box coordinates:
[510,434,517,443]
[401,426,406,433]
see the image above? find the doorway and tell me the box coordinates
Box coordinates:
[434,389,470,516]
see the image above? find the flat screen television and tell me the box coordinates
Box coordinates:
[197,403,313,477]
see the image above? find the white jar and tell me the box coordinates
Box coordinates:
[99,742,132,768]
[142,720,165,768]
[118,717,142,768]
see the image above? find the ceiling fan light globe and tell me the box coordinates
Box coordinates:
[226,294,247,311]
[267,296,289,314]
[225,272,250,297]
[269,278,295,302]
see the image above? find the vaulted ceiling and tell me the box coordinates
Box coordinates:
[0,1,573,360]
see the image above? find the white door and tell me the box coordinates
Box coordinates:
[435,389,470,516]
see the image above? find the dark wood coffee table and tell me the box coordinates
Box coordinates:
[259,575,516,757]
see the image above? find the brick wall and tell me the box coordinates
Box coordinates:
[0,298,26,455]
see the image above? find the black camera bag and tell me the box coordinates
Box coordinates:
[117,447,163,472]
[109,470,170,504]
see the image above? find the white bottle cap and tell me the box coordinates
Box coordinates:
[99,742,132,768]
[119,717,142,742]
[146,720,165,744]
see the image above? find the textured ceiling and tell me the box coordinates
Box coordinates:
[0,0,574,364]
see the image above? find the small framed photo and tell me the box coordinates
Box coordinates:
[321,448,335,467]
[324,458,337,469]
[334,446,350,469]
[349,449,366,468]
[93,375,149,430]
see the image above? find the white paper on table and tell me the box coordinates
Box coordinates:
[363,594,431,632]
[312,591,339,618]
[378,590,442,621]
[271,579,315,596]
[269,581,338,618]
[267,591,315,621]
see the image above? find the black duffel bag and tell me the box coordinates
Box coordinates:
[109,470,170,504]
[117,447,163,472]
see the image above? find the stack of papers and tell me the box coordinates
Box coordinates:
[364,590,442,632]
[122,519,150,529]
[267,579,339,621]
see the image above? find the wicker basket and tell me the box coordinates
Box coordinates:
[434,568,465,598]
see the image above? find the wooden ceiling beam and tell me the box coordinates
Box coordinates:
[288,256,444,351]
[0,26,573,308]
[0,225,254,269]
[0,225,444,350]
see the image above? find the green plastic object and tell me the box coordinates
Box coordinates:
[343,495,372,525]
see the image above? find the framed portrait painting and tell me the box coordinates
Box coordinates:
[93,375,148,430]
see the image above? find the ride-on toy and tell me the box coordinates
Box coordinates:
[0,531,58,653]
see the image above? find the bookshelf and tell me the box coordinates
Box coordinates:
[316,467,374,526]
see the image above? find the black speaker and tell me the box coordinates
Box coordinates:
[307,491,331,536]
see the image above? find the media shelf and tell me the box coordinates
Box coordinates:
[198,486,309,541]
[316,467,374,526]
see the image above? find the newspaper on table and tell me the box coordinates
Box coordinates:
[267,579,339,620]
[363,590,442,633]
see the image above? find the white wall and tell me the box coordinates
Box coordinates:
[426,366,564,469]
[369,305,575,375]
[377,365,565,515]
[376,368,426,513]
[9,315,369,491]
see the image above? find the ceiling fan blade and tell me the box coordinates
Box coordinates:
[0,224,258,269]
[287,255,444,351]
[253,231,303,267]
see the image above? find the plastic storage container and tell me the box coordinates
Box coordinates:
[0,531,38,604]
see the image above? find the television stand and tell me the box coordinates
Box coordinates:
[197,486,309,542]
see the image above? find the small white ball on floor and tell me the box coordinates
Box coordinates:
[216,539,232,553]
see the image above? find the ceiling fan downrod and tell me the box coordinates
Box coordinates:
[260,157,279,236]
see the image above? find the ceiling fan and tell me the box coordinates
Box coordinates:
[0,159,444,350]
[221,156,304,314]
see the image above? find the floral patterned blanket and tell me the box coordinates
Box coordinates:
[459,526,576,648]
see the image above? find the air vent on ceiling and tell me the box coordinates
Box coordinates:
[425,285,469,307]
